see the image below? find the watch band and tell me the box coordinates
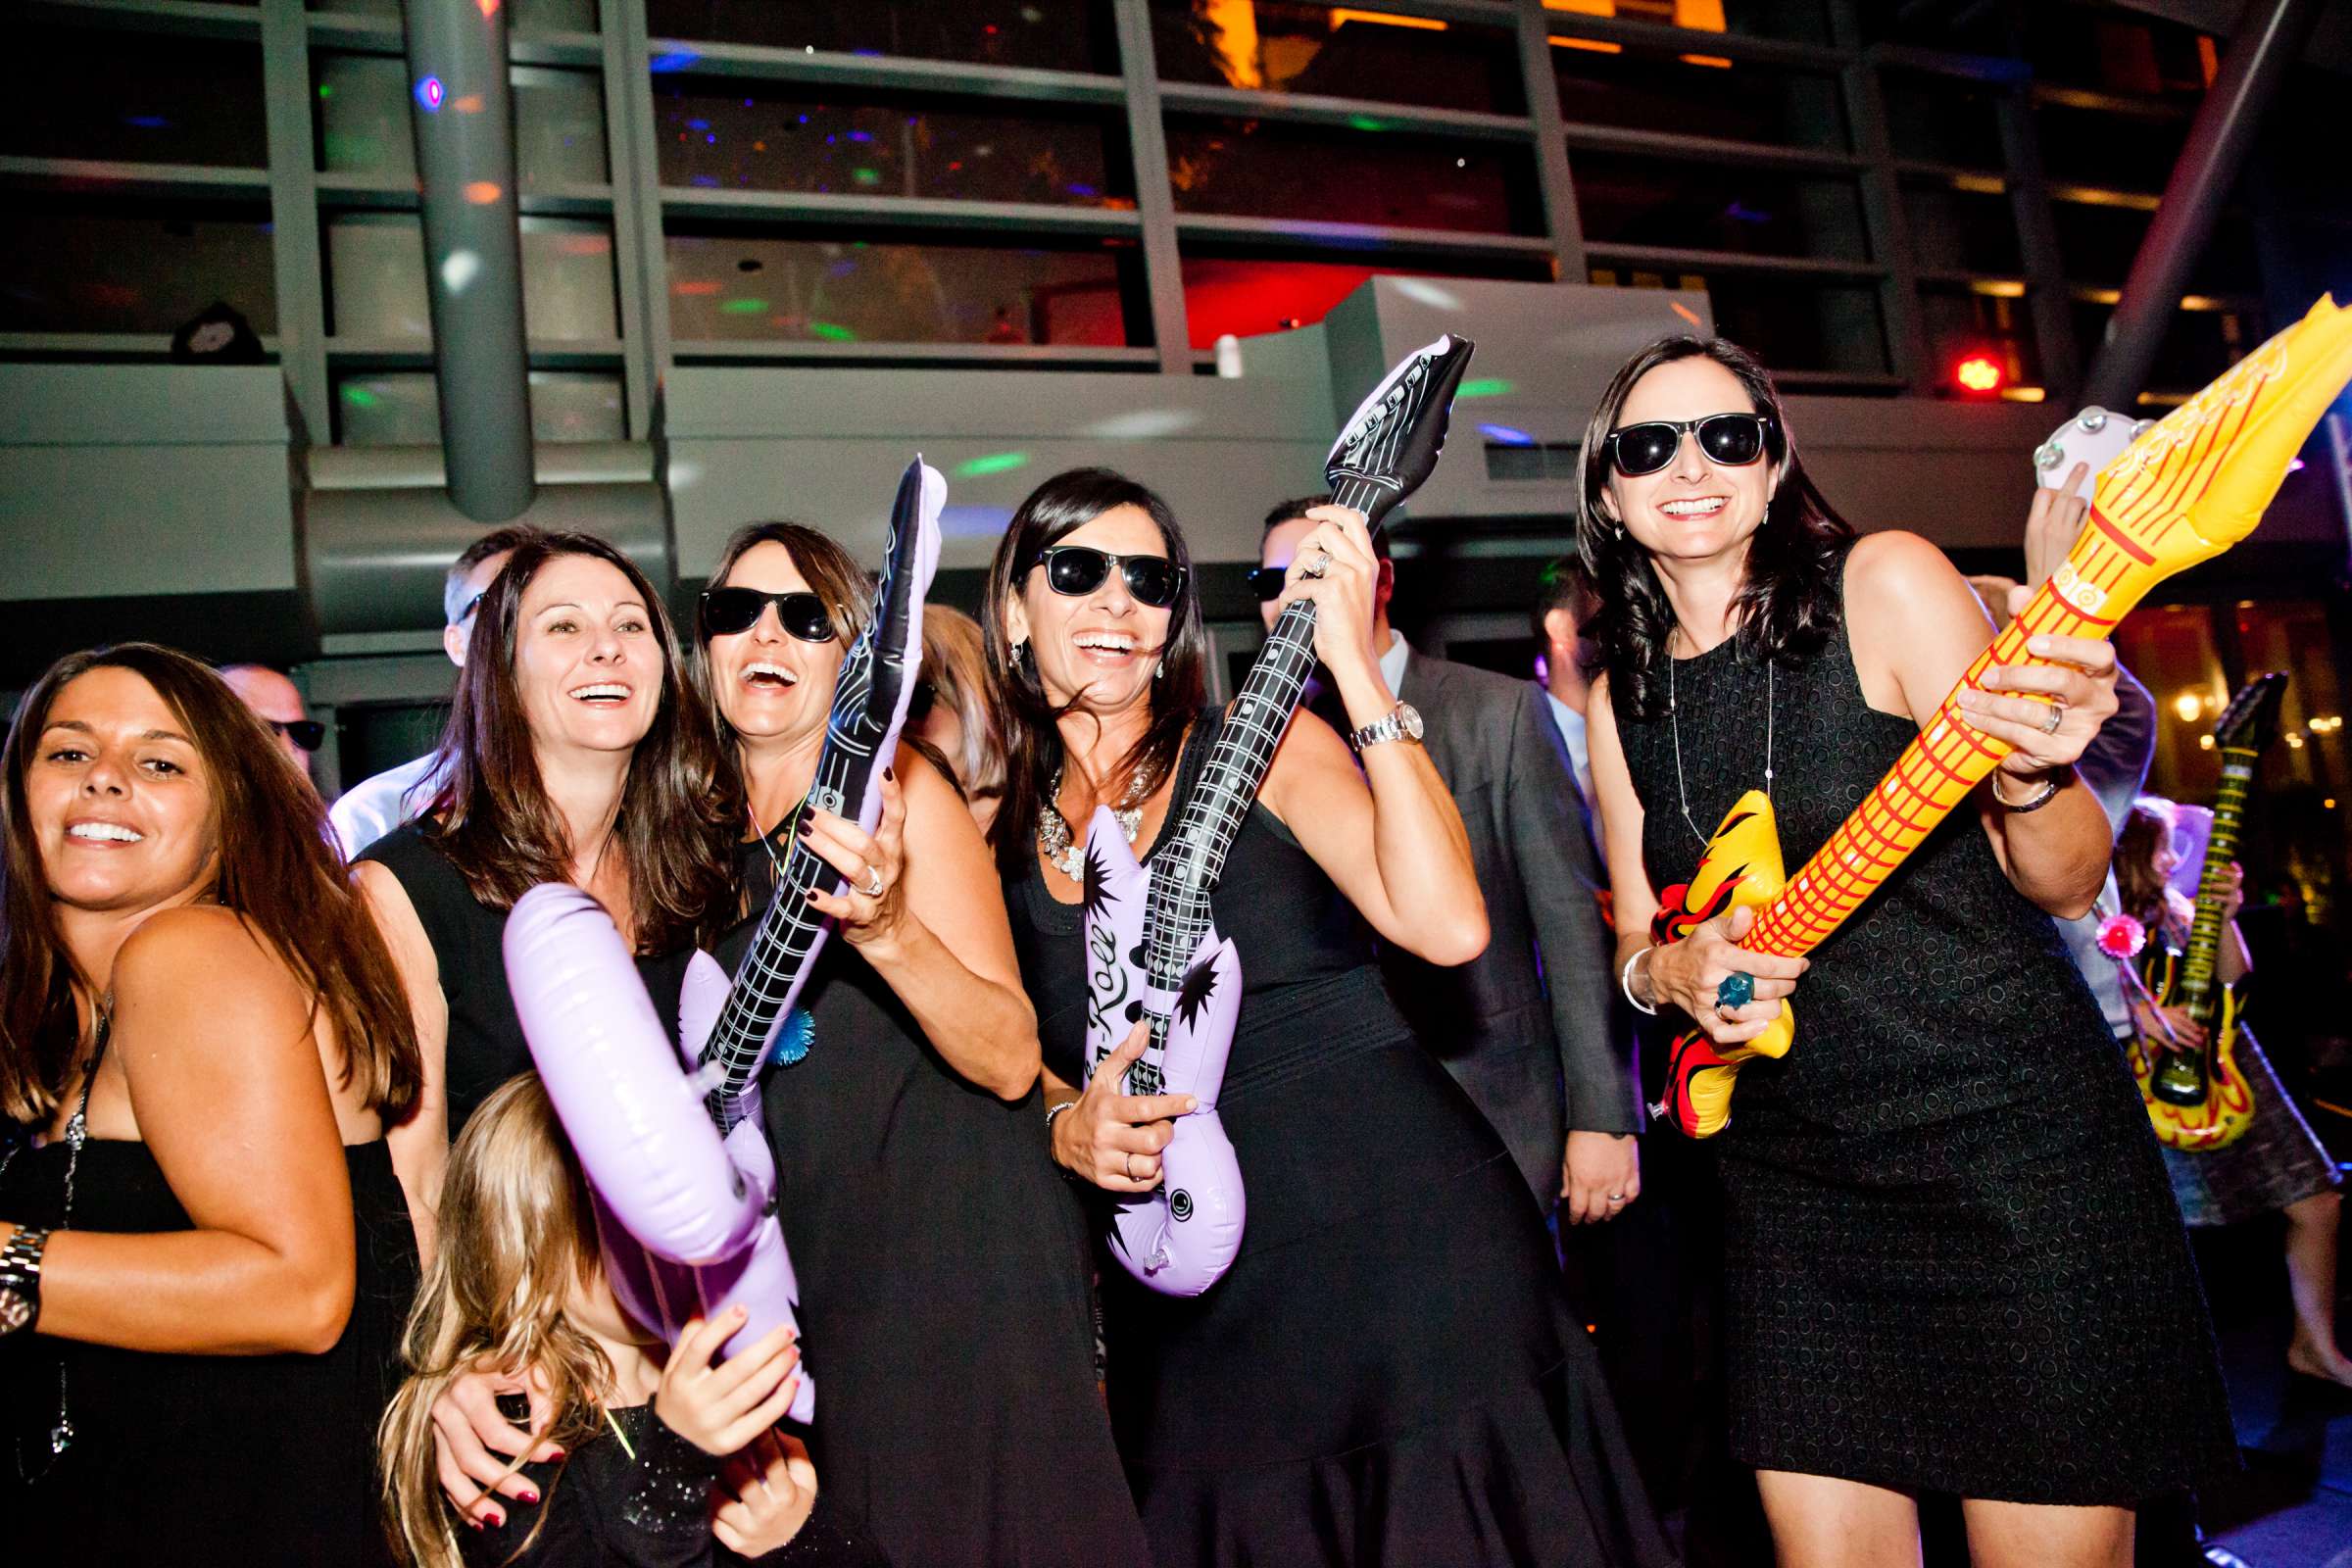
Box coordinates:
[1348,702,1414,751]
[0,1225,52,1336]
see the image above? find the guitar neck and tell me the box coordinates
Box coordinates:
[1142,598,1319,987]
[2175,751,2252,1020]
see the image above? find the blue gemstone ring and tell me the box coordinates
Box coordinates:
[1714,971,1756,1012]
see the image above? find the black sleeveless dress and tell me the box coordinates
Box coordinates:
[362,821,693,1134]
[722,825,1149,1566]
[0,1137,419,1565]
[1005,714,1672,1567]
[1612,586,2235,1505]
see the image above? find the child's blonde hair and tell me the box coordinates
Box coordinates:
[378,1074,619,1567]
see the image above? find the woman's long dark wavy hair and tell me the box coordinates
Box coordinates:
[1573,335,1856,722]
[1,644,421,1125]
[421,533,738,955]
[981,467,1208,876]
[2114,796,2181,929]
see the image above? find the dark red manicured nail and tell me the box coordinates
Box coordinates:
[518,1489,539,1504]
[884,765,895,781]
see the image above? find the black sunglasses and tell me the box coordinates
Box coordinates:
[1030,546,1187,609]
[699,587,837,642]
[1605,413,1774,478]
[266,718,326,753]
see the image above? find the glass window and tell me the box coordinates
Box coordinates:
[1902,177,2020,275]
[325,214,618,340]
[1918,284,2040,388]
[642,0,1108,74]
[1164,117,1543,234]
[317,57,610,187]
[1151,2,1524,116]
[1880,70,2007,172]
[1545,0,1830,45]
[1179,251,1550,348]
[652,79,1124,208]
[1553,44,1846,151]
[2034,103,2187,194]
[1,201,277,335]
[310,0,598,30]
[663,231,1137,346]
[1592,266,1886,374]
[2069,300,2261,398]
[334,369,624,444]
[2,27,267,168]
[1572,154,1868,262]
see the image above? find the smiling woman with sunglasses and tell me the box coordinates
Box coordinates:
[1577,336,2229,1566]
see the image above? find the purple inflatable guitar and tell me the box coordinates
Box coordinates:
[506,457,945,1420]
[1082,335,1476,1296]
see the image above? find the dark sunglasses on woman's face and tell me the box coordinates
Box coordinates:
[1605,413,1773,478]
[699,587,837,642]
[1031,545,1187,609]
[266,718,326,753]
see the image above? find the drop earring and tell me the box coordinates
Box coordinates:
[1152,659,1164,681]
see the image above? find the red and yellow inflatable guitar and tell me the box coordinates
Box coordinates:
[1652,295,2352,1139]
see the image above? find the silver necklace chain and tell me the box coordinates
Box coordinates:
[1668,639,1773,854]
[1038,761,1153,880]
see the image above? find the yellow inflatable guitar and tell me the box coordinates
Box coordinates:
[1652,295,2352,1139]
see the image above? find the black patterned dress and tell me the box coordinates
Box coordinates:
[1612,589,2235,1506]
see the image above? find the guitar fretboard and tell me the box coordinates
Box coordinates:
[2176,752,2252,1022]
[1739,335,2285,960]
[1141,598,1320,1014]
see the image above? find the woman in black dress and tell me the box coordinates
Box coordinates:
[364,533,735,1522]
[1580,336,2234,1564]
[989,468,1671,1566]
[694,520,1146,1564]
[0,643,424,1564]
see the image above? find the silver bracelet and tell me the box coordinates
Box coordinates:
[1619,946,1659,1016]
[1989,767,2065,812]
[1044,1098,1079,1134]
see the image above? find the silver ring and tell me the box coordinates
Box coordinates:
[1606,1193,1627,1203]
[1301,549,1330,579]
[861,866,885,898]
[2040,703,2065,735]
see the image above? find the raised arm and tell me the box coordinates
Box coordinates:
[8,906,355,1354]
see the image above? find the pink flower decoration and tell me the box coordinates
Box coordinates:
[2096,912,2147,959]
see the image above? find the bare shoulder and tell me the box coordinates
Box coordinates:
[1845,529,1964,602]
[114,905,281,990]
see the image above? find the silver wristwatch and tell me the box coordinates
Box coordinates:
[1348,701,1424,752]
[0,1226,51,1336]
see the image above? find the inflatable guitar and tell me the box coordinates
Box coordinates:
[505,457,945,1417]
[2126,671,2286,1152]
[1651,294,2352,1139]
[1081,334,1476,1295]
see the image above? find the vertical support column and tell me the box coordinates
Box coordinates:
[606,0,672,435]
[406,0,535,520]
[1994,83,2082,406]
[260,0,330,444]
[1108,0,1195,375]
[1513,0,1587,282]
[1829,0,1927,389]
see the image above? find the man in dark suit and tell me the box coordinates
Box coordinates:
[1254,497,1640,1222]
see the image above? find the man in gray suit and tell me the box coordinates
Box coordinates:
[1256,497,1640,1222]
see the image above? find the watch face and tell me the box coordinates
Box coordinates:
[1397,704,1424,741]
[0,1287,29,1334]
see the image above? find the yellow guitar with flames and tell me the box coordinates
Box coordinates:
[1652,295,2352,1140]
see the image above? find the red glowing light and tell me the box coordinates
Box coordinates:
[1954,354,2003,394]
[464,180,502,205]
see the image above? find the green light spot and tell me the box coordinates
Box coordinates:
[808,321,858,342]
[1453,377,1514,400]
[1347,115,1386,132]
[342,386,379,408]
[852,167,881,186]
[718,298,769,315]
[956,451,1030,477]
[318,83,335,99]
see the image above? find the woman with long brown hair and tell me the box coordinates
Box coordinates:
[990,467,1669,1565]
[0,642,423,1562]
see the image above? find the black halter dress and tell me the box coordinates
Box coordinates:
[1611,579,2235,1505]
[1006,712,1671,1567]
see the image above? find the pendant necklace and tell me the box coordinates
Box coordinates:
[1667,631,1773,854]
[1039,760,1153,881]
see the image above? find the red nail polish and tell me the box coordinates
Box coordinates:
[518,1489,539,1504]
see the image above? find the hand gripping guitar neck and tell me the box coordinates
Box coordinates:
[1650,295,2352,1140]
[2126,671,2285,1152]
[1081,335,1475,1295]
[502,457,945,1423]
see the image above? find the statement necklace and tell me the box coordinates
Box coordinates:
[1038,761,1153,881]
[1667,635,1773,854]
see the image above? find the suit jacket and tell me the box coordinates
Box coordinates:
[1386,648,1639,1207]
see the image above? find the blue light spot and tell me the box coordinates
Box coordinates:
[691,173,719,187]
[415,75,445,113]
[123,115,171,129]
[687,118,710,130]
[649,49,701,73]
[847,129,872,143]
[743,98,754,108]
[1724,202,1772,224]
[853,47,882,57]
[706,133,717,144]
[1065,182,1099,197]
[1479,422,1535,447]
[797,115,809,124]
[828,259,858,278]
